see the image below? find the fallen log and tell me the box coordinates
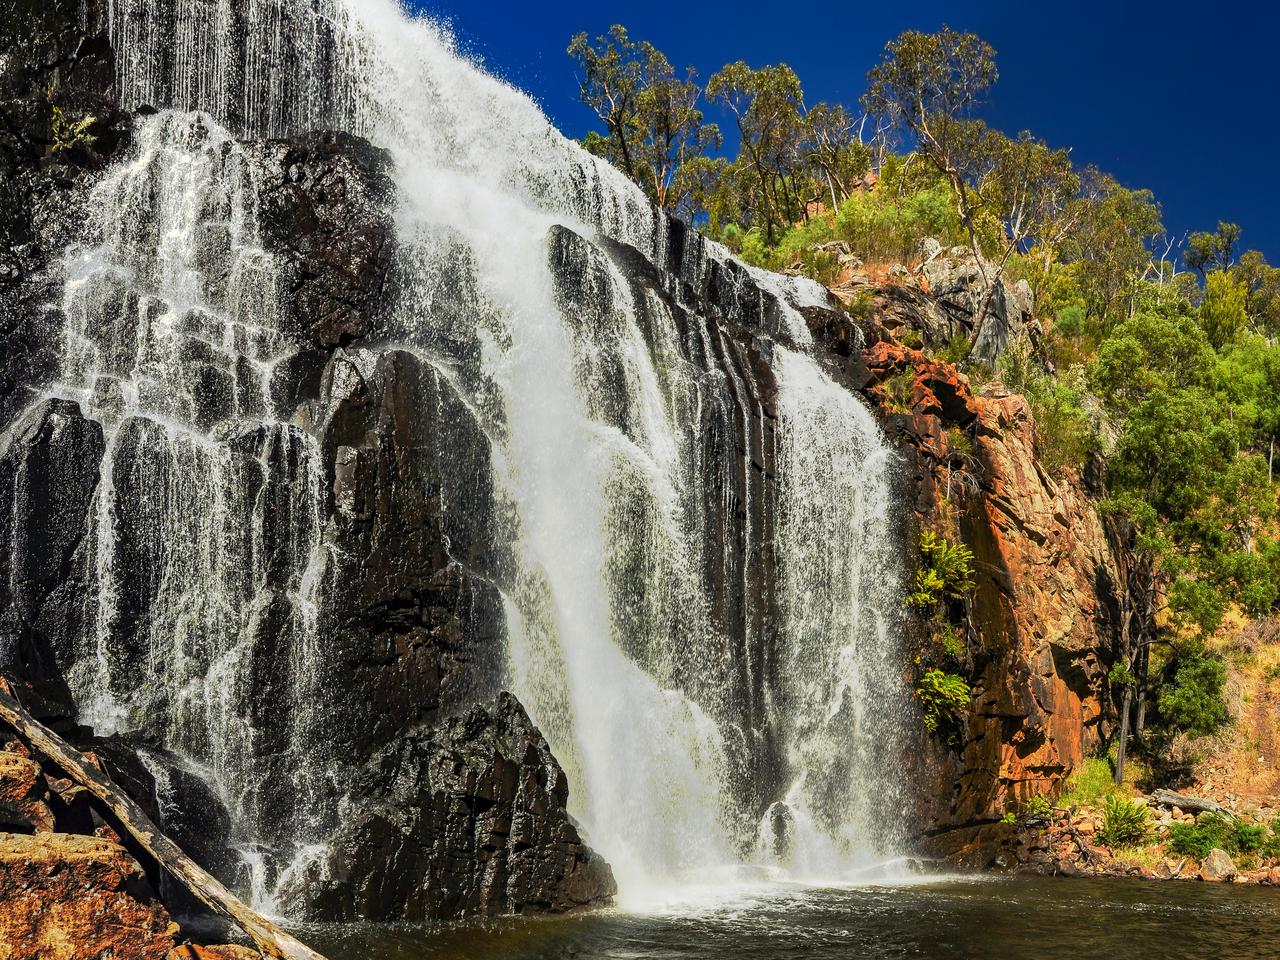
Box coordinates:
[1151,788,1230,817]
[0,677,327,960]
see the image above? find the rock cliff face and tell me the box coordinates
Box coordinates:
[0,0,606,922]
[286,693,615,920]
[842,333,1131,855]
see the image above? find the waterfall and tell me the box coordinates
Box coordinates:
[52,111,332,862]
[33,0,912,906]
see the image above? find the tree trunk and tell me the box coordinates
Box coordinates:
[0,677,327,960]
[1115,684,1132,788]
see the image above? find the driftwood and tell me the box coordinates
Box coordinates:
[1151,788,1230,817]
[0,677,327,960]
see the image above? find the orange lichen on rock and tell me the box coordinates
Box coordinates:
[0,832,179,960]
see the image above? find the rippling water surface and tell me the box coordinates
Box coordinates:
[303,876,1280,960]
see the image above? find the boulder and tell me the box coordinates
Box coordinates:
[282,692,616,921]
[0,832,179,960]
[1199,848,1237,882]
[917,250,1040,365]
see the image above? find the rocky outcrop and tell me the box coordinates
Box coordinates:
[0,832,179,960]
[834,245,1040,367]
[841,339,1128,854]
[0,750,55,831]
[285,693,615,920]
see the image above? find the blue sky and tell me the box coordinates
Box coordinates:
[411,1,1280,262]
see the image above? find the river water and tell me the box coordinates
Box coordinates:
[303,876,1280,960]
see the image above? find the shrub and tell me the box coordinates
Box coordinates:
[1108,659,1136,689]
[1054,305,1086,338]
[1167,814,1231,860]
[1026,794,1054,821]
[1157,650,1229,738]
[916,668,970,734]
[1097,794,1151,848]
[1168,813,1280,861]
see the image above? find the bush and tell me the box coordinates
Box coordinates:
[1167,813,1280,861]
[1157,650,1229,738]
[1097,794,1151,848]
[1026,794,1054,821]
[1108,659,1136,689]
[1054,305,1086,338]
[916,668,970,734]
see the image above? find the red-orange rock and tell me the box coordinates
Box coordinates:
[0,832,179,960]
[0,751,55,832]
[855,336,1128,850]
[168,946,259,960]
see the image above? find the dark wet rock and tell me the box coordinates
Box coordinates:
[0,0,129,429]
[0,399,104,706]
[252,132,396,350]
[283,692,616,920]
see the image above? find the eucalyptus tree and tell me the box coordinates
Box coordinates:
[569,25,721,213]
[706,61,807,243]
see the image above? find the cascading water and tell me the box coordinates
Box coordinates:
[25,0,913,909]
[51,110,332,873]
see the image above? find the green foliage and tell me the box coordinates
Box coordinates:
[907,530,975,608]
[1186,221,1241,277]
[568,25,721,216]
[916,668,971,734]
[945,427,973,458]
[1026,794,1054,820]
[1054,305,1086,337]
[832,161,967,263]
[936,622,966,662]
[1199,270,1249,349]
[1097,794,1152,848]
[997,345,1096,471]
[1108,659,1136,689]
[49,102,96,154]
[1059,758,1120,809]
[1156,648,1229,738]
[1167,813,1280,862]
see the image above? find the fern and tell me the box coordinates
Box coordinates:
[50,103,97,155]
[1097,794,1151,848]
[907,530,976,608]
[916,668,971,733]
